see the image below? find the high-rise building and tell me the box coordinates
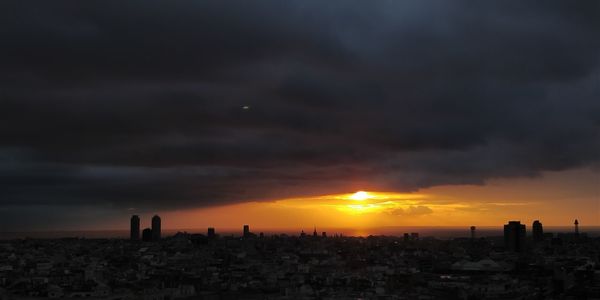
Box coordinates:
[504,221,526,252]
[130,215,140,241]
[574,219,579,236]
[410,232,419,240]
[207,227,215,239]
[243,225,250,238]
[532,220,544,243]
[142,228,152,242]
[152,215,161,241]
[470,226,476,240]
[313,227,318,237]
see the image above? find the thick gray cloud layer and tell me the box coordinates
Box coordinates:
[1,1,599,217]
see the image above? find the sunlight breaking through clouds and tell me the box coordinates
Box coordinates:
[273,191,436,216]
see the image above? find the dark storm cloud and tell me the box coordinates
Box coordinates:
[1,1,600,219]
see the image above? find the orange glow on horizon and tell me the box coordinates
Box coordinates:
[161,190,467,229]
[152,167,599,231]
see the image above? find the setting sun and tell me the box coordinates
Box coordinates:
[349,191,371,201]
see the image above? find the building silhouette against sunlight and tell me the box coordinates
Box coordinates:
[130,215,140,241]
[504,221,526,252]
[207,227,215,239]
[532,220,544,243]
[142,228,152,242]
[152,215,161,241]
[243,225,250,238]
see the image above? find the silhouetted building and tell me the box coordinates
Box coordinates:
[532,220,544,243]
[207,227,215,239]
[504,221,526,252]
[152,215,161,241]
[313,227,318,237]
[574,219,579,236]
[322,232,327,238]
[142,228,152,242]
[470,226,476,240]
[300,230,306,237]
[130,215,140,241]
[411,233,419,240]
[403,233,410,242]
[243,225,250,238]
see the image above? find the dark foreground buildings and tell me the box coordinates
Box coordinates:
[2,219,597,299]
[1,217,597,299]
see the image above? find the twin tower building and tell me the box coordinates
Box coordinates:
[130,215,161,242]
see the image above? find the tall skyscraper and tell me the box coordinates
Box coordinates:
[470,226,476,240]
[207,227,215,239]
[152,215,161,241]
[574,219,579,236]
[243,224,250,238]
[504,221,526,252]
[532,220,544,243]
[130,215,140,241]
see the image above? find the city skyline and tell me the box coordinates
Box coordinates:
[124,214,588,240]
[2,2,600,299]
[3,218,597,298]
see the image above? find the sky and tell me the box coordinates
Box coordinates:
[1,1,599,231]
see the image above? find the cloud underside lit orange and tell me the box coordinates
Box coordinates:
[156,168,599,231]
[162,189,532,230]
